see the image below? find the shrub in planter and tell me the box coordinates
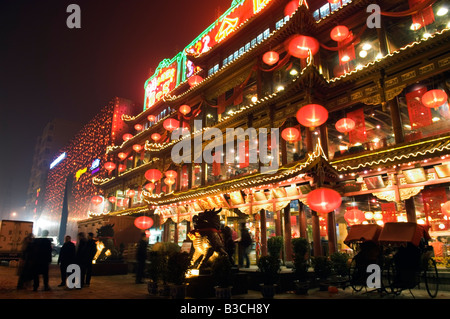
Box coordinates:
[311,256,332,291]
[292,238,310,294]
[146,251,163,295]
[257,255,281,298]
[167,252,191,299]
[330,252,350,278]
[267,236,284,259]
[211,255,233,299]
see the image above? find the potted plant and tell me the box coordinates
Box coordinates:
[330,252,350,288]
[211,255,233,299]
[153,242,181,297]
[257,255,281,299]
[267,236,283,260]
[292,238,310,294]
[311,256,332,291]
[146,250,162,295]
[167,251,191,299]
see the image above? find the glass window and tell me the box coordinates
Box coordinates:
[251,38,257,47]
[257,33,263,44]
[320,3,330,17]
[245,42,251,51]
[263,28,270,39]
[239,46,245,55]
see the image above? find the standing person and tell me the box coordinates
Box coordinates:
[237,223,252,268]
[17,233,34,290]
[75,232,87,287]
[84,233,98,287]
[222,226,236,265]
[135,232,148,284]
[31,237,52,291]
[57,235,76,287]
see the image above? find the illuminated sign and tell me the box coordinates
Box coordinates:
[75,167,87,181]
[90,158,100,171]
[50,152,66,169]
[185,0,273,57]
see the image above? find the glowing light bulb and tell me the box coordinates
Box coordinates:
[437,7,448,16]
[359,50,368,58]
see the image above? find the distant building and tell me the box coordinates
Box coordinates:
[37,97,137,242]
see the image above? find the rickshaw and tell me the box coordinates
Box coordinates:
[377,222,439,298]
[344,224,384,292]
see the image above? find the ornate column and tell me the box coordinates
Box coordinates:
[283,205,293,262]
[260,209,267,256]
[311,211,322,256]
[327,212,337,255]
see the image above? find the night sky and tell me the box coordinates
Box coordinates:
[0,0,232,219]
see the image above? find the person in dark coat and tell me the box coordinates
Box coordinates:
[135,233,148,284]
[222,226,236,265]
[57,235,76,287]
[31,237,53,291]
[17,233,34,289]
[76,232,88,287]
[84,232,98,287]
[237,224,252,268]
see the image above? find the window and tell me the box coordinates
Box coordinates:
[257,33,263,44]
[251,38,257,47]
[239,46,245,55]
[263,28,270,39]
[245,42,251,51]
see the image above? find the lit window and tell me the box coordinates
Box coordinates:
[223,58,228,66]
[257,33,263,43]
[320,4,330,17]
[213,64,219,73]
[263,28,270,39]
[251,38,257,47]
[234,50,239,59]
[313,10,320,20]
[239,47,245,55]
[245,42,251,51]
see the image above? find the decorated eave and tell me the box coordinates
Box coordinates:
[330,133,450,173]
[141,143,338,207]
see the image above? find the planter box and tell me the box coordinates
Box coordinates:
[92,262,128,276]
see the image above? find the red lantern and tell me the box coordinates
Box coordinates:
[335,118,356,133]
[134,124,143,131]
[108,196,116,203]
[296,104,328,129]
[165,170,178,179]
[145,230,151,237]
[122,133,133,141]
[163,118,179,132]
[307,188,342,214]
[147,115,156,122]
[262,51,279,66]
[118,164,126,172]
[344,208,365,226]
[145,169,162,182]
[288,35,319,59]
[144,183,155,192]
[164,178,175,186]
[104,162,116,172]
[179,104,191,115]
[442,201,450,217]
[133,144,142,152]
[421,89,448,109]
[118,152,128,160]
[188,75,203,87]
[281,127,300,142]
[284,0,300,17]
[134,216,154,230]
[330,25,350,42]
[151,133,161,142]
[126,189,135,198]
[91,195,103,205]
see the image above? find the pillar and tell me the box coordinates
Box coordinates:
[405,198,417,223]
[388,98,404,144]
[299,202,308,239]
[260,209,267,256]
[305,128,313,153]
[319,124,329,159]
[311,211,322,256]
[275,210,282,236]
[174,221,179,244]
[327,212,337,255]
[283,205,293,262]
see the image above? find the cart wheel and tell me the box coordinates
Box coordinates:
[424,258,439,298]
[349,258,365,292]
[385,258,402,295]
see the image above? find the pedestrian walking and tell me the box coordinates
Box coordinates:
[57,235,76,287]
[237,223,252,268]
[222,226,236,265]
[31,237,52,291]
[84,232,98,287]
[135,232,148,284]
[76,232,88,287]
[17,233,34,290]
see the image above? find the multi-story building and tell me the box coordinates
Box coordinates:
[91,0,450,264]
[37,97,137,243]
[25,118,79,224]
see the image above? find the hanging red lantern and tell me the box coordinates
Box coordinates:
[144,183,155,192]
[134,216,154,230]
[91,195,103,205]
[330,25,350,42]
[281,127,301,142]
[165,170,178,179]
[163,118,179,132]
[335,118,356,133]
[126,189,135,198]
[288,35,319,59]
[344,208,365,226]
[179,105,191,115]
[164,177,176,186]
[188,75,203,87]
[122,133,133,141]
[284,0,300,17]
[421,89,448,109]
[118,152,128,160]
[307,188,342,214]
[145,230,151,237]
[133,144,142,152]
[108,196,116,203]
[104,162,116,172]
[151,133,161,142]
[145,169,162,182]
[442,201,450,217]
[147,115,156,122]
[134,124,143,131]
[118,164,126,172]
[296,104,329,129]
[262,51,279,66]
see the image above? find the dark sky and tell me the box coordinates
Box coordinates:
[0,0,232,218]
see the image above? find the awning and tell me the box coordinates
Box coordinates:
[378,222,431,247]
[344,224,382,244]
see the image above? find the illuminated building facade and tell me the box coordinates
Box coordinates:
[92,0,450,264]
[38,97,137,242]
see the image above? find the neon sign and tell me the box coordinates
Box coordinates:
[75,167,87,181]
[90,158,100,171]
[50,152,66,169]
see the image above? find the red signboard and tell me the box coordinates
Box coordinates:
[144,61,178,109]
